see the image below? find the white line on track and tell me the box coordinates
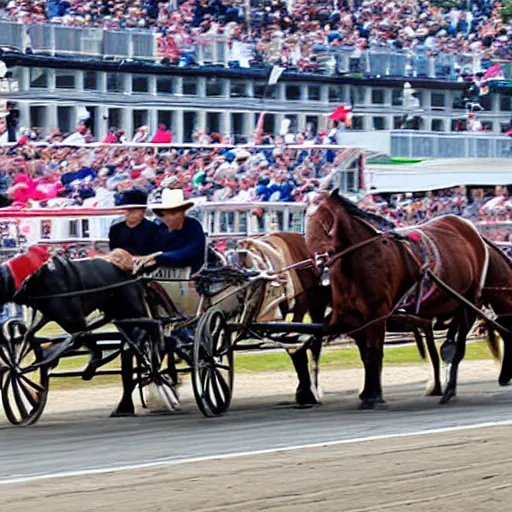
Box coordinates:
[2,419,512,486]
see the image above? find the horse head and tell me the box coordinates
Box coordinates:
[0,246,52,308]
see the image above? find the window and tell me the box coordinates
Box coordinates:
[500,96,512,112]
[431,119,444,132]
[431,92,445,108]
[183,111,197,142]
[351,116,364,130]
[393,116,403,129]
[479,94,492,111]
[182,78,197,96]
[158,111,173,131]
[231,113,244,142]
[55,69,75,89]
[132,75,149,93]
[55,70,75,89]
[452,90,465,109]
[263,113,275,135]
[254,82,277,99]
[230,80,248,98]
[108,108,121,130]
[372,89,384,105]
[373,116,385,130]
[355,86,366,105]
[107,73,121,92]
[481,120,493,131]
[305,115,318,134]
[308,85,321,101]
[83,71,98,90]
[329,86,344,103]
[206,78,223,97]
[286,84,302,101]
[133,110,148,131]
[392,89,402,106]
[29,68,48,88]
[57,106,74,133]
[207,112,221,133]
[157,77,174,95]
[30,106,46,129]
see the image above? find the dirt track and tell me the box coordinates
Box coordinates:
[3,425,512,511]
[2,360,511,511]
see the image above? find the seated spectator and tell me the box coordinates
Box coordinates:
[151,124,172,144]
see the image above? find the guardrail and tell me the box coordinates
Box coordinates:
[0,20,504,77]
[391,131,512,159]
[318,46,481,79]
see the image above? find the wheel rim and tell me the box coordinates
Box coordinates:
[193,311,233,417]
[0,319,48,426]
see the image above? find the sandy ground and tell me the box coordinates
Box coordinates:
[3,424,512,511]
[35,359,499,416]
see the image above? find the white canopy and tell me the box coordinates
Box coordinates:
[367,158,512,193]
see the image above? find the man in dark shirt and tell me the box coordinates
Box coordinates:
[137,189,206,272]
[109,188,160,256]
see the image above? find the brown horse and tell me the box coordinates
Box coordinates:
[229,232,330,405]
[306,190,489,408]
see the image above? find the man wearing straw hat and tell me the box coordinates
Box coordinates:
[137,188,206,272]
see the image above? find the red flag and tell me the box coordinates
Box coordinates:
[483,63,502,81]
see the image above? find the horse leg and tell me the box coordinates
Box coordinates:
[359,324,386,409]
[110,345,136,417]
[440,309,475,404]
[498,321,512,386]
[288,346,320,405]
[440,318,458,364]
[287,294,320,405]
[423,324,442,396]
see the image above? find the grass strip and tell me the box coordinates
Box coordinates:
[44,340,495,390]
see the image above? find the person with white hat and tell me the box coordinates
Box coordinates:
[140,188,206,272]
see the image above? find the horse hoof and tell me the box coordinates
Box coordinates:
[425,384,443,397]
[296,388,321,406]
[359,400,375,410]
[439,390,456,405]
[499,375,512,387]
[110,408,135,418]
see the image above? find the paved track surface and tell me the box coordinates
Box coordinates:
[1,378,512,484]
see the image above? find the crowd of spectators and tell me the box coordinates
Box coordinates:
[360,185,512,244]
[0,135,343,210]
[0,0,511,68]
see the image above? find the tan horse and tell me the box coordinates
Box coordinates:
[229,232,330,405]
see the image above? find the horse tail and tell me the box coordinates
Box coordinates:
[412,327,427,360]
[484,321,501,363]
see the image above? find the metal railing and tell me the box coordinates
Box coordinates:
[391,131,512,159]
[317,46,482,79]
[0,20,505,78]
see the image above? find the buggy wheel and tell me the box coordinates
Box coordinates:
[0,319,49,426]
[192,309,234,417]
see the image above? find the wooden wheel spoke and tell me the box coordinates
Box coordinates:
[215,363,231,371]
[17,377,39,409]
[17,337,32,364]
[213,370,230,407]
[11,376,29,420]
[19,373,44,394]
[0,344,11,366]
[209,370,224,410]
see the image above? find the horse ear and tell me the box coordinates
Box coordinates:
[329,188,340,198]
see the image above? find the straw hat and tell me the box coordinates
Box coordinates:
[149,188,194,212]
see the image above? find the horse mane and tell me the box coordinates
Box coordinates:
[330,190,397,232]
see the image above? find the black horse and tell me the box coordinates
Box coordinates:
[0,253,151,416]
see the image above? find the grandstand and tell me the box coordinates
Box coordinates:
[0,0,508,241]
